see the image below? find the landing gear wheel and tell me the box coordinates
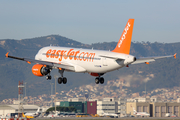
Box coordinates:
[58,77,63,84]
[95,78,99,84]
[46,75,51,80]
[63,77,67,84]
[99,77,104,84]
[58,69,67,84]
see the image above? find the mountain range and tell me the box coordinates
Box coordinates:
[0,35,179,101]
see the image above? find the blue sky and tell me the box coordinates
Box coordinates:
[0,0,180,44]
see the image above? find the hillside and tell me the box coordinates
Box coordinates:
[0,35,179,101]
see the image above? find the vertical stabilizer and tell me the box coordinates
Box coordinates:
[133,107,137,114]
[112,19,134,54]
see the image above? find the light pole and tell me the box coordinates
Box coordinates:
[145,81,146,98]
[24,82,27,97]
[50,83,54,107]
[54,75,58,113]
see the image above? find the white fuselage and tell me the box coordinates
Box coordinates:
[35,46,135,73]
[135,112,150,116]
[103,113,118,117]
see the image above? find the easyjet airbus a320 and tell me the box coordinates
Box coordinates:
[5,19,176,84]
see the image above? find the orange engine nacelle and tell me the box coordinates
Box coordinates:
[32,64,50,77]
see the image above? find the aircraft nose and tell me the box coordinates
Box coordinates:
[134,57,136,61]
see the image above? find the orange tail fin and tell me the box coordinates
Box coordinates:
[112,19,134,54]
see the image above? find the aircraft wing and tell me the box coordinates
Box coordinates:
[132,53,176,64]
[5,52,75,71]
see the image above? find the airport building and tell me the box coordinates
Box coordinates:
[58,97,127,115]
[0,105,39,117]
[59,101,97,114]
[60,101,83,113]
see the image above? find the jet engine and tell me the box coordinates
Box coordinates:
[32,64,50,77]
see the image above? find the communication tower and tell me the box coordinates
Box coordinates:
[18,81,24,117]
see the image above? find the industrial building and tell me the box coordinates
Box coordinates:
[151,102,180,117]
[126,97,180,117]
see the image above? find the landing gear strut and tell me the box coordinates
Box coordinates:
[58,69,67,84]
[46,75,52,80]
[46,72,52,80]
[95,74,104,84]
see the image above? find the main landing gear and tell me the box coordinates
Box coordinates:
[58,69,67,84]
[95,77,104,84]
[45,69,67,84]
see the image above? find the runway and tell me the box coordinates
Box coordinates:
[32,117,180,120]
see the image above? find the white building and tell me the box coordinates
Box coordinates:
[68,97,86,102]
[150,97,161,102]
[136,98,150,102]
[177,98,180,103]
[95,98,127,115]
[118,98,126,115]
[88,98,99,101]
[127,98,151,102]
[103,98,119,102]
[97,101,116,115]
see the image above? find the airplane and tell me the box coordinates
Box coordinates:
[5,19,177,84]
[24,107,41,117]
[100,111,118,118]
[133,107,150,117]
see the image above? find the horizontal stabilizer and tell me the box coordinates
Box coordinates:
[132,54,176,64]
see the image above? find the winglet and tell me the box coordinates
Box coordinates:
[174,53,177,59]
[5,52,9,58]
[26,61,31,64]
[112,19,134,54]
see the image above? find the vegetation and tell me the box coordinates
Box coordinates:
[46,106,76,112]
